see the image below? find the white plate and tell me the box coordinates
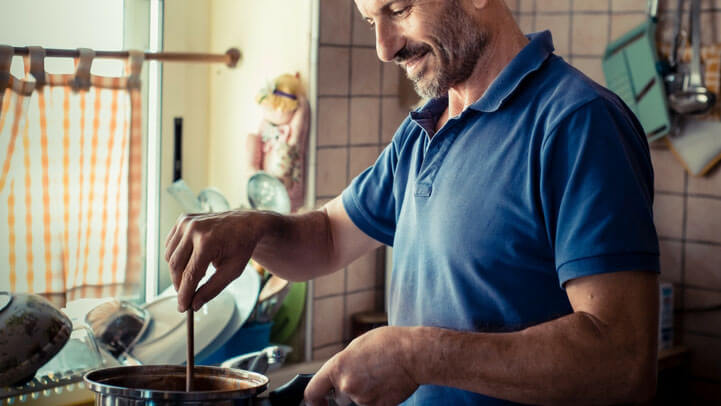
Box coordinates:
[196,263,262,361]
[130,291,235,365]
[134,295,185,347]
[159,262,262,330]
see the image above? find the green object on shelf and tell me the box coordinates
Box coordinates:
[602,11,670,142]
[270,281,306,344]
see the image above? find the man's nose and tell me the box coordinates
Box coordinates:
[374,21,402,63]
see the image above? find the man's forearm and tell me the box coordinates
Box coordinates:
[402,311,657,405]
[250,209,338,280]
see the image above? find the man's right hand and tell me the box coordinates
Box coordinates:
[164,210,264,312]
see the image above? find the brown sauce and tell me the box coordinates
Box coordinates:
[103,373,257,392]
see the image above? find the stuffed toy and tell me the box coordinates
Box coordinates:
[246,73,310,212]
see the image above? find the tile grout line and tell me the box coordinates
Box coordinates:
[568,0,574,65]
[658,236,721,247]
[315,285,387,301]
[680,170,689,332]
[312,342,343,351]
[343,1,355,347]
[607,0,612,56]
[532,0,537,35]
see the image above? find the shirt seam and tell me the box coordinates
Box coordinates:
[556,251,658,272]
[540,95,605,152]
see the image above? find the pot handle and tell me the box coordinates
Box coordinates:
[268,373,355,406]
[268,373,313,405]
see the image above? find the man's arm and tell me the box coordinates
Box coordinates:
[305,271,659,405]
[252,196,381,279]
[164,196,380,312]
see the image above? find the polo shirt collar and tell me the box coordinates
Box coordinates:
[470,30,555,112]
[410,30,555,122]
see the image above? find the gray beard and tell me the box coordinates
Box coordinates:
[409,8,487,99]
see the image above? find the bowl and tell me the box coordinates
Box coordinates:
[0,292,72,386]
[36,323,105,375]
[85,299,149,359]
[247,171,291,214]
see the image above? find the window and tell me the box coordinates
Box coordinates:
[0,0,161,307]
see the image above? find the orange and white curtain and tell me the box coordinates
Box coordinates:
[0,46,145,305]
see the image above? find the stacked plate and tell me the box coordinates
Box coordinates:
[129,264,261,365]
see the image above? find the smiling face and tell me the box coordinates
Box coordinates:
[356,0,488,99]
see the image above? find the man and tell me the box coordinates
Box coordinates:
[164,0,660,404]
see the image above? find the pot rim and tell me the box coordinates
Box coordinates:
[83,365,269,401]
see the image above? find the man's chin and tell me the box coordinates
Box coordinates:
[412,80,445,99]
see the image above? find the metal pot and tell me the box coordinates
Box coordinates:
[84,365,312,405]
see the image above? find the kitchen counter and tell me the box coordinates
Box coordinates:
[6,348,687,404]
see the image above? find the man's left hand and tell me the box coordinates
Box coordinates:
[304,326,418,406]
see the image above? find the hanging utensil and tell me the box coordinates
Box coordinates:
[602,0,671,141]
[664,0,686,96]
[668,0,716,115]
[670,0,684,70]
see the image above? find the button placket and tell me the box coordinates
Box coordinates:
[414,123,461,198]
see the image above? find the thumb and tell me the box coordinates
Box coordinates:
[304,361,335,406]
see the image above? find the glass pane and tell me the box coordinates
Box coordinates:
[0,0,151,308]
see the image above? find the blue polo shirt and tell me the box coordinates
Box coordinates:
[341,31,659,405]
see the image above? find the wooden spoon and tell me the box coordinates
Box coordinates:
[186,309,194,392]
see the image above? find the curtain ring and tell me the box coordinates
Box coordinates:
[126,50,144,90]
[0,45,13,94]
[72,48,95,92]
[26,46,46,89]
[0,45,12,74]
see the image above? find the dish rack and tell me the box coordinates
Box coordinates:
[0,369,88,405]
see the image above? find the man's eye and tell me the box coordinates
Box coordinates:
[391,6,410,17]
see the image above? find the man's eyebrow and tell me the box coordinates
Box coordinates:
[361,0,409,21]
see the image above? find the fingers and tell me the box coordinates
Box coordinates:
[164,224,182,264]
[191,259,245,311]
[304,360,335,406]
[165,214,207,291]
[177,249,211,312]
[164,213,201,261]
[164,222,177,249]
[168,233,193,292]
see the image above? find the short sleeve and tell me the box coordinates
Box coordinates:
[341,131,403,246]
[540,97,660,287]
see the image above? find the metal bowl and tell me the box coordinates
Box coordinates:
[85,300,149,359]
[247,172,290,214]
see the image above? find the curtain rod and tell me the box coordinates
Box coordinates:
[11,47,241,68]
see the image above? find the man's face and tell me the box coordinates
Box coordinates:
[357,0,487,99]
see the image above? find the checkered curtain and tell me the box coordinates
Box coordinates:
[0,46,145,307]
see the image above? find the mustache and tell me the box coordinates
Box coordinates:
[393,43,432,64]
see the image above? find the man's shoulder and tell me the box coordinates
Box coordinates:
[529,56,636,132]
[388,114,425,152]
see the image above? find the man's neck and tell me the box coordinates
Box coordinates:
[436,26,528,132]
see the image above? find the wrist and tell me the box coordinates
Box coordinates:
[249,210,283,246]
[398,326,432,386]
